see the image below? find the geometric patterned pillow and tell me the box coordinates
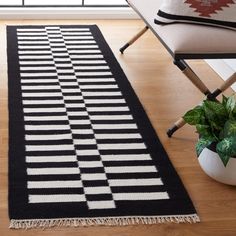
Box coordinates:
[155,0,236,30]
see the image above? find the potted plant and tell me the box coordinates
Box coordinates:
[183,94,236,185]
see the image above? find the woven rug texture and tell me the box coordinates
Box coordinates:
[7,25,199,229]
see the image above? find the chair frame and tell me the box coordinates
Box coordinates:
[119,2,236,137]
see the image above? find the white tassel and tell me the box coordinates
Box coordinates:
[9,214,200,229]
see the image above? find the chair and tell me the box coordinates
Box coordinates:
[120,0,236,137]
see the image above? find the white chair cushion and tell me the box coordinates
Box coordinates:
[128,0,236,57]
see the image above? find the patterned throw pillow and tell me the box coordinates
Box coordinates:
[155,0,236,30]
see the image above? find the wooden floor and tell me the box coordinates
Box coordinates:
[0,19,236,236]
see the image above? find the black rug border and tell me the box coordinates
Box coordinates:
[7,25,198,220]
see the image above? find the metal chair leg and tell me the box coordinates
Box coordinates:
[167,72,236,137]
[120,26,149,54]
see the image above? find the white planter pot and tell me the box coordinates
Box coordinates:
[198,148,236,186]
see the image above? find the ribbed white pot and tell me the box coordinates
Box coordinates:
[198,148,236,186]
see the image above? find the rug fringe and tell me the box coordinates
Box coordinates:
[9,214,200,229]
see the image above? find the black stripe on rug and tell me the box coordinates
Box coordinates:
[7,25,199,229]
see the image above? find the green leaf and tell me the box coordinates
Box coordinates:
[222,94,228,108]
[219,130,225,140]
[196,124,212,137]
[203,100,227,120]
[196,136,216,156]
[203,100,227,134]
[226,95,236,115]
[183,106,204,125]
[210,120,223,131]
[233,107,236,118]
[217,152,231,167]
[223,120,236,137]
[216,136,236,166]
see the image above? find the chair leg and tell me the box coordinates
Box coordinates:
[209,72,236,99]
[167,59,211,137]
[167,119,186,138]
[120,26,149,54]
[167,69,236,137]
[174,60,211,95]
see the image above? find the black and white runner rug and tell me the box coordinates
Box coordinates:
[7,25,199,229]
